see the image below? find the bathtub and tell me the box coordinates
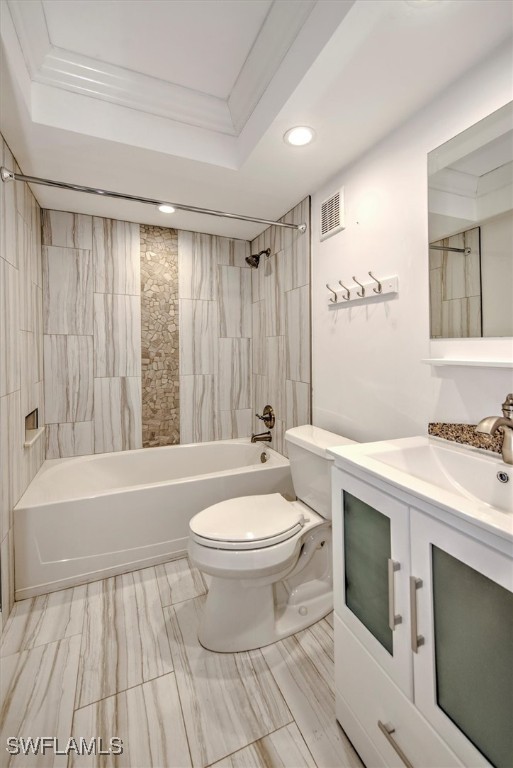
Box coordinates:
[14,439,294,600]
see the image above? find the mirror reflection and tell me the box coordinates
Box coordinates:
[428,102,513,338]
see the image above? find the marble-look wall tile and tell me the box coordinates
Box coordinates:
[286,286,310,383]
[253,374,269,417]
[42,209,93,250]
[94,293,141,377]
[217,238,250,268]
[264,257,287,337]
[218,338,251,411]
[46,422,94,459]
[93,218,140,295]
[178,231,217,300]
[286,380,310,430]
[44,335,94,423]
[20,330,39,421]
[71,674,192,768]
[217,409,253,440]
[43,245,93,334]
[252,300,266,376]
[267,336,286,419]
[180,374,216,444]
[0,392,21,545]
[218,266,252,337]
[94,377,142,453]
[0,140,18,268]
[0,258,20,396]
[17,212,33,333]
[0,636,81,768]
[179,299,218,375]
[34,284,43,383]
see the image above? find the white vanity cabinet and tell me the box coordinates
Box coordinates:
[332,463,513,768]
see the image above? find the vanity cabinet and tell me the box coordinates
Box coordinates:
[332,466,513,768]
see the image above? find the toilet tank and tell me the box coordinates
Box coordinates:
[285,426,356,519]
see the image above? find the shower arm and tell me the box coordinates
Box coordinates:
[0,167,307,233]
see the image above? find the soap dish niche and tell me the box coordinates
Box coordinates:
[24,408,44,448]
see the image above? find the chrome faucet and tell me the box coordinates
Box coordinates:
[251,430,272,443]
[476,393,513,465]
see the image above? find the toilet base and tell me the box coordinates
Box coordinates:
[198,575,332,653]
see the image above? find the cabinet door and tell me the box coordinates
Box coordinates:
[411,509,513,768]
[332,468,413,697]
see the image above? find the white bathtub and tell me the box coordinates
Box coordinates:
[14,439,294,599]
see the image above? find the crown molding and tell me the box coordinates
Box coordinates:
[7,0,317,138]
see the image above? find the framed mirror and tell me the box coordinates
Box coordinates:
[428,102,513,339]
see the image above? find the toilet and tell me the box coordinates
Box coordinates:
[188,425,355,652]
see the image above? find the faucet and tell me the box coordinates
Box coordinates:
[251,430,272,443]
[476,393,513,465]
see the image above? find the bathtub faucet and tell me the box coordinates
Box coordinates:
[251,430,272,443]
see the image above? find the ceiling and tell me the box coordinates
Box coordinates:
[1,0,512,240]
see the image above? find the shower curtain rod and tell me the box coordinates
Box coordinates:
[0,167,307,233]
[429,244,471,254]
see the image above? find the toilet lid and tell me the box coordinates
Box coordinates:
[189,494,306,550]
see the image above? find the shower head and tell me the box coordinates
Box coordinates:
[245,248,271,268]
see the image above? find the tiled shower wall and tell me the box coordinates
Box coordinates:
[250,198,311,455]
[42,211,142,457]
[0,135,44,630]
[177,232,253,443]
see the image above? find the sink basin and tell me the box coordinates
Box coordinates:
[329,436,513,541]
[370,440,512,514]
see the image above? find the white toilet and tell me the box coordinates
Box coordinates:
[188,425,355,652]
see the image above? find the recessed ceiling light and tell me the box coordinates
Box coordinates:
[158,204,175,213]
[283,126,315,147]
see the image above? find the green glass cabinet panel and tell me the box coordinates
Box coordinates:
[343,491,393,655]
[432,546,513,768]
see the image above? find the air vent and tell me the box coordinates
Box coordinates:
[320,188,345,241]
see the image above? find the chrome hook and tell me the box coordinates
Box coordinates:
[352,276,365,298]
[368,271,382,294]
[338,280,351,300]
[326,283,338,303]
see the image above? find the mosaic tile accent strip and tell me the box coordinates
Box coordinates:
[140,226,180,448]
[428,423,501,454]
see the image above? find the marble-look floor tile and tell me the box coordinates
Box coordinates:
[70,673,191,768]
[45,422,94,459]
[93,218,140,295]
[75,568,173,709]
[0,636,81,767]
[94,376,142,453]
[42,210,93,250]
[43,245,93,335]
[0,257,20,396]
[166,597,292,767]
[180,374,216,443]
[178,231,217,300]
[262,628,362,768]
[210,723,316,768]
[325,611,334,629]
[218,338,251,411]
[218,266,252,338]
[156,557,206,607]
[0,585,86,657]
[94,294,141,377]
[44,335,94,423]
[179,299,218,375]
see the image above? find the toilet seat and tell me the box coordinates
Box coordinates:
[189,493,307,551]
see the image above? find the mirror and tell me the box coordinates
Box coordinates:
[428,102,513,338]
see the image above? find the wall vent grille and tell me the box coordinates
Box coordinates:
[320,189,344,241]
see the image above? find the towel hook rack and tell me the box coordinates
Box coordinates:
[368,271,382,294]
[326,283,338,303]
[352,276,365,298]
[338,280,351,300]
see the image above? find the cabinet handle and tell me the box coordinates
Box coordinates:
[378,721,414,768]
[388,559,402,630]
[409,576,425,653]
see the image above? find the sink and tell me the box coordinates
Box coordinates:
[329,436,513,539]
[370,440,512,514]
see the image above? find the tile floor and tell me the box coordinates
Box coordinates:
[0,557,363,768]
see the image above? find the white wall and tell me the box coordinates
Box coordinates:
[312,43,513,442]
